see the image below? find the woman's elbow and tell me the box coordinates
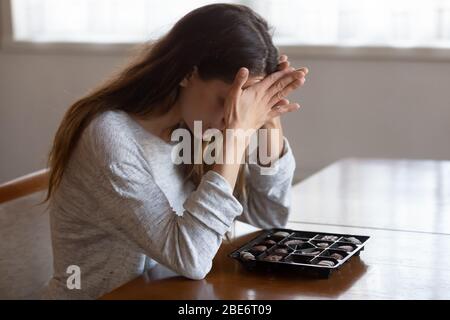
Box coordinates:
[179,261,212,280]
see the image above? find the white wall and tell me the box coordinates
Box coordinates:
[283,56,450,180]
[1,49,450,183]
[0,50,129,183]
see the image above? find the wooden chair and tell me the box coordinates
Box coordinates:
[0,169,53,299]
[0,169,49,204]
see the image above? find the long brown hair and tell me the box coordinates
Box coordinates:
[44,3,279,203]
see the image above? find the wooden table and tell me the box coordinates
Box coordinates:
[102,158,450,300]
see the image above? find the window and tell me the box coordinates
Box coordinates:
[10,0,241,43]
[9,0,450,48]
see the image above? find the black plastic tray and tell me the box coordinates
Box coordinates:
[229,228,370,278]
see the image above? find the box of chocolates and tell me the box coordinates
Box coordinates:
[229,228,370,278]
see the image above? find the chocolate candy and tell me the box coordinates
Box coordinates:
[285,239,304,246]
[330,253,344,260]
[317,260,335,267]
[344,237,362,245]
[274,248,289,255]
[252,245,267,253]
[316,242,330,248]
[320,235,339,241]
[272,231,290,239]
[301,250,321,256]
[263,240,277,246]
[240,252,255,261]
[263,255,283,262]
[337,245,354,252]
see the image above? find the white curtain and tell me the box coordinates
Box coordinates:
[11,0,450,47]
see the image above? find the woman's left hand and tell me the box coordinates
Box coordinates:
[258,55,308,164]
[269,55,308,120]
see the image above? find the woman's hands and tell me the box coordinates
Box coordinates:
[224,57,307,133]
[213,56,308,188]
[236,55,308,166]
[271,54,308,116]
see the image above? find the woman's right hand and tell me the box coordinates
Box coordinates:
[224,66,307,133]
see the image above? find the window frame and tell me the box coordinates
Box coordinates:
[2,0,450,61]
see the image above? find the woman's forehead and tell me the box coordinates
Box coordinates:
[208,75,265,94]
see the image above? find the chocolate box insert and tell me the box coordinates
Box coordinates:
[311,257,339,268]
[261,239,278,247]
[330,242,358,253]
[320,249,350,261]
[310,239,334,249]
[270,231,292,240]
[341,236,363,245]
[313,234,341,242]
[291,231,318,238]
[282,238,311,250]
[230,228,370,278]
[269,245,293,257]
[298,247,324,256]
[285,254,313,265]
[250,244,268,255]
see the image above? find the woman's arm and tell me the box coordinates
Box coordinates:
[257,116,285,167]
[236,121,297,229]
[233,56,306,229]
[87,121,243,280]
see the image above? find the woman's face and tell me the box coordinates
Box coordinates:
[178,68,263,137]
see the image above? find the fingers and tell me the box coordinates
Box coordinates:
[267,70,306,105]
[278,61,290,71]
[230,67,249,97]
[224,68,249,126]
[272,98,290,108]
[257,67,295,91]
[297,67,309,75]
[279,54,288,63]
[258,63,309,92]
[268,102,301,119]
[278,55,290,71]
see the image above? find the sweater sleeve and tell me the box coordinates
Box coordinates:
[86,120,243,280]
[236,137,296,229]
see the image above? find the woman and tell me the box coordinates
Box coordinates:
[42,3,307,299]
